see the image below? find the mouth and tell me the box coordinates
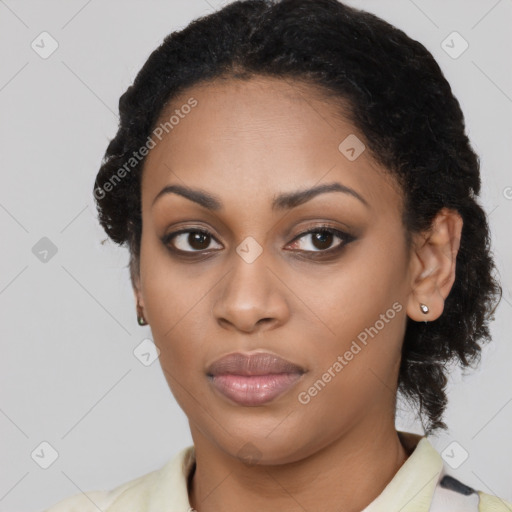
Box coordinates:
[206,352,306,406]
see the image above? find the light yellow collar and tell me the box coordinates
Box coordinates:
[362,431,443,511]
[109,430,441,511]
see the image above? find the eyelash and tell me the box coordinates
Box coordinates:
[161,224,355,259]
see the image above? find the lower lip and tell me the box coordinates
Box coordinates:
[208,373,304,406]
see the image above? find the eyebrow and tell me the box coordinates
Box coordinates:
[151,182,369,211]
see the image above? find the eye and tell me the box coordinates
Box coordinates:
[286,225,354,253]
[162,224,355,257]
[163,229,223,253]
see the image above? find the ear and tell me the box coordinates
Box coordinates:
[406,207,463,322]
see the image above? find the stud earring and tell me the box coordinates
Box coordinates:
[420,303,429,324]
[137,304,148,326]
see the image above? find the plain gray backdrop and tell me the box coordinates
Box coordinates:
[1,0,511,510]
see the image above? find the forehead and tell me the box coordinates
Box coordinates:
[141,76,402,217]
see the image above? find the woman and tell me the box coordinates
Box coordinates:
[44,0,510,510]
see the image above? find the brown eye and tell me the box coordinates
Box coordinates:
[287,227,353,253]
[310,230,334,250]
[187,232,210,250]
[164,229,222,253]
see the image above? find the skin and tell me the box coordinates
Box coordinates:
[132,76,463,512]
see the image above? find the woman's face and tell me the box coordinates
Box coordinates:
[136,76,414,463]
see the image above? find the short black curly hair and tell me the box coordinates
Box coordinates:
[94,0,502,435]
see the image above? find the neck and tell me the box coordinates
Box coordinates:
[187,420,412,512]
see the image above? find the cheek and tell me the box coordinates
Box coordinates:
[139,242,210,364]
[141,265,211,411]
[293,233,407,392]
[295,235,407,342]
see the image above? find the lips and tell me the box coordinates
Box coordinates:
[207,352,305,376]
[206,352,306,406]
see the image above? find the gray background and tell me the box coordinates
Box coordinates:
[0,0,511,510]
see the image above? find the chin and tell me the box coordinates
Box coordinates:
[214,428,311,466]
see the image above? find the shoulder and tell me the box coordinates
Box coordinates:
[41,466,161,512]
[477,490,512,512]
[41,445,194,512]
[430,473,512,512]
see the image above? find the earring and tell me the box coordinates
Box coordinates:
[420,303,429,324]
[137,304,148,326]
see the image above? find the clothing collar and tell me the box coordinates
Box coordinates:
[117,430,443,512]
[362,431,444,511]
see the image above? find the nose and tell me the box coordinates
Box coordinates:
[211,256,290,333]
